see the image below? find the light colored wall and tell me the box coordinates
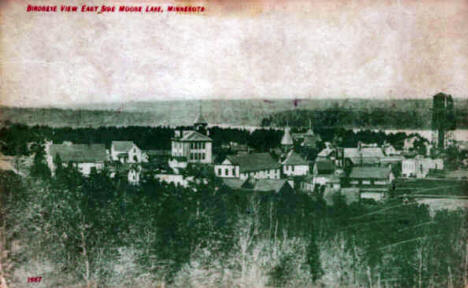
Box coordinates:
[402,158,443,178]
[77,162,104,176]
[111,144,143,163]
[214,164,239,178]
[361,192,384,201]
[240,169,280,180]
[283,164,309,176]
[155,174,188,187]
[172,140,212,164]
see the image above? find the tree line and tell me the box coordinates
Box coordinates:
[1,123,422,157]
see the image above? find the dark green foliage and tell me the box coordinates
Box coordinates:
[29,144,51,178]
[2,168,467,287]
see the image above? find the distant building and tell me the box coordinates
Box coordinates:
[171,130,213,164]
[109,163,141,185]
[343,143,385,166]
[214,152,280,180]
[220,178,293,195]
[348,166,394,200]
[155,173,192,188]
[171,111,213,166]
[292,126,322,150]
[311,159,336,187]
[316,147,335,161]
[111,141,146,163]
[247,178,294,194]
[282,151,309,177]
[382,142,399,156]
[46,142,108,176]
[402,156,444,178]
[432,93,455,150]
[281,127,293,152]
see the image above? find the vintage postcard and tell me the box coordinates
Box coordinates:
[0,0,467,287]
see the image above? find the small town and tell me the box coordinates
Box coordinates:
[2,0,468,285]
[30,93,467,208]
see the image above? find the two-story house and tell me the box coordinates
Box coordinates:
[111,141,146,163]
[282,151,309,177]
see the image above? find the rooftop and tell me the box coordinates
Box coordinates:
[112,141,135,152]
[222,178,247,190]
[49,143,107,163]
[177,130,212,142]
[282,151,308,166]
[250,179,291,193]
[344,147,385,165]
[226,152,280,173]
[315,159,335,175]
[349,166,392,179]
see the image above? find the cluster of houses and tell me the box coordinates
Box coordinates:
[44,111,447,202]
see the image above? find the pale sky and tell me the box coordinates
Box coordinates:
[1,0,468,107]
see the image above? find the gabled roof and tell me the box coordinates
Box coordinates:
[50,143,107,163]
[226,153,280,173]
[317,148,334,157]
[282,151,308,166]
[179,130,212,142]
[281,128,293,146]
[302,134,321,148]
[344,147,384,164]
[249,179,291,193]
[349,166,392,179]
[315,160,335,175]
[222,178,247,190]
[112,141,135,152]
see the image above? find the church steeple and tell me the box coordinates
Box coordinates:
[194,104,208,133]
[281,124,293,152]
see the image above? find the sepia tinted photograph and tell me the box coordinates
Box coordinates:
[0,0,467,287]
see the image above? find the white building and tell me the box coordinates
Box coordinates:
[170,111,213,165]
[46,142,108,176]
[311,159,337,187]
[282,151,309,177]
[155,174,191,187]
[111,141,146,163]
[281,127,293,152]
[214,152,280,180]
[171,130,213,164]
[402,157,444,178]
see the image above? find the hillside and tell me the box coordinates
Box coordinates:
[1,98,467,128]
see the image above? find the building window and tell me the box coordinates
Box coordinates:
[225,168,229,176]
[218,168,222,175]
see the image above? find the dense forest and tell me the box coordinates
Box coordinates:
[1,162,467,287]
[1,123,416,157]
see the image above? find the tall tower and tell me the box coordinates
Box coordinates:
[432,93,455,150]
[194,105,208,134]
[281,126,293,152]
